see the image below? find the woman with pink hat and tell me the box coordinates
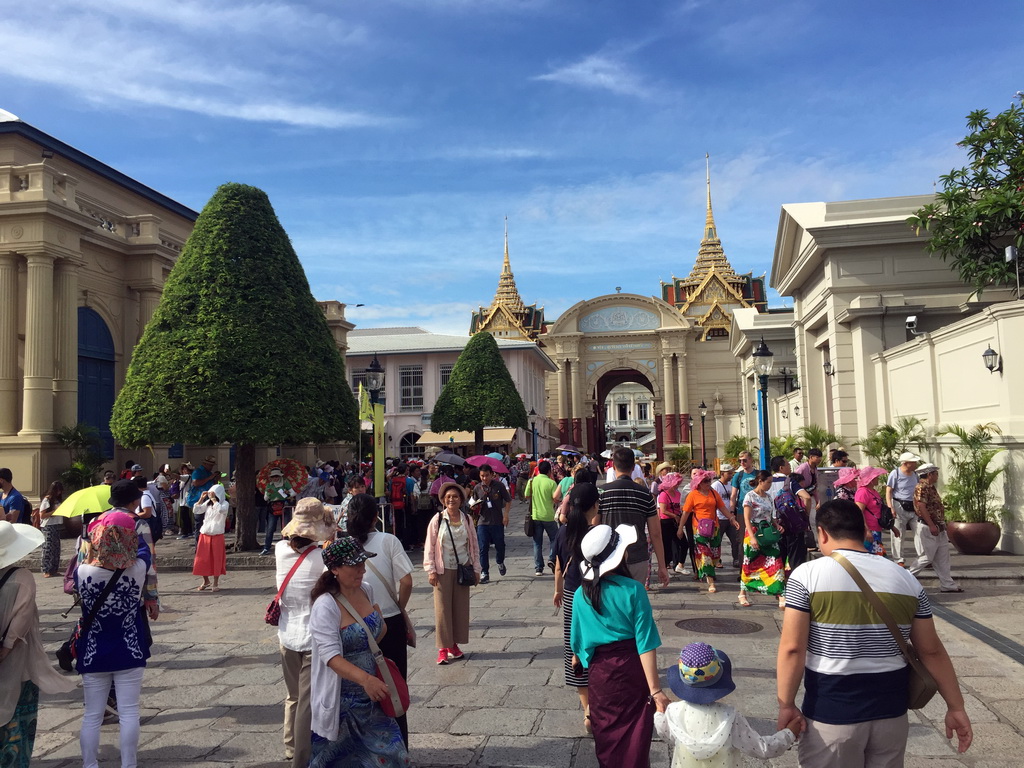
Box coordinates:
[679,470,739,594]
[854,466,892,557]
[832,466,859,503]
[655,473,685,576]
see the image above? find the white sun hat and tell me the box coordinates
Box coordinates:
[579,523,638,582]
[0,521,44,570]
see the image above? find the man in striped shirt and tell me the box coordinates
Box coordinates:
[776,499,972,766]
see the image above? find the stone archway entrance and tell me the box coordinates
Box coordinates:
[544,293,695,456]
[595,368,661,458]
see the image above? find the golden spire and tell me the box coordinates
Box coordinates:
[704,152,717,242]
[492,216,526,314]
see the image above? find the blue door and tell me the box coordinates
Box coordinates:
[78,308,116,458]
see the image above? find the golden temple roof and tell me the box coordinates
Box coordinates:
[492,217,527,315]
[678,154,745,290]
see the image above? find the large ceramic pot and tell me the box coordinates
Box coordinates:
[946,521,1001,555]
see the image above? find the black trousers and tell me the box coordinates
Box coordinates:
[781,529,808,571]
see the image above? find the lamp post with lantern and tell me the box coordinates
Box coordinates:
[528,408,538,459]
[698,400,708,468]
[365,353,386,502]
[752,337,774,471]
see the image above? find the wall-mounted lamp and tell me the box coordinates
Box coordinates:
[982,345,1002,374]
[750,402,757,411]
[823,360,836,377]
[781,408,788,419]
[794,405,801,417]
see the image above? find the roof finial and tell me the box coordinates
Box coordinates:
[503,215,511,274]
[703,153,717,242]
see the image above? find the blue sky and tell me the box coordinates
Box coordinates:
[3,0,1021,335]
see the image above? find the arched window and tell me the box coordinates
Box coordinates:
[399,432,423,458]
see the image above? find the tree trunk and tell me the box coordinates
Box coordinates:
[474,427,484,457]
[235,443,258,551]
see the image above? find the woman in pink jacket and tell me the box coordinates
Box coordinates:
[423,482,480,666]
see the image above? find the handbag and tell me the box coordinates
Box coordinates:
[365,559,417,649]
[56,568,125,672]
[333,593,410,718]
[265,545,315,626]
[445,519,476,586]
[879,501,896,531]
[524,485,535,537]
[754,520,782,548]
[830,552,939,709]
[696,517,715,539]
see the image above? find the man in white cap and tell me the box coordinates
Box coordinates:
[886,452,921,565]
[910,464,962,592]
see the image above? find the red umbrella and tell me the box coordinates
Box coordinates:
[466,455,509,474]
[257,458,309,493]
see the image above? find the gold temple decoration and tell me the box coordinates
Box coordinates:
[470,218,546,341]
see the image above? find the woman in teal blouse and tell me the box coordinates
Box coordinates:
[570,524,667,768]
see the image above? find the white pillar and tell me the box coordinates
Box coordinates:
[569,359,583,420]
[676,353,689,415]
[662,356,676,417]
[21,252,55,435]
[0,252,18,435]
[558,362,569,421]
[53,261,80,429]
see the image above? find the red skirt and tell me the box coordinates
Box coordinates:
[193,533,226,576]
[587,639,654,768]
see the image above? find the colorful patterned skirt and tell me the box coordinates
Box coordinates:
[0,681,39,768]
[740,531,785,595]
[865,530,887,557]
[692,519,723,579]
[309,699,409,768]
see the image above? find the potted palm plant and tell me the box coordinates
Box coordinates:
[936,423,1005,555]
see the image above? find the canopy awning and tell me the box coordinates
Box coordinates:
[416,428,519,446]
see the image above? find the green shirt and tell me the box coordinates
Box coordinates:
[526,474,558,522]
[570,574,661,668]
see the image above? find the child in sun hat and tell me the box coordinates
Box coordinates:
[655,642,801,767]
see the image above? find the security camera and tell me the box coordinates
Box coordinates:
[906,316,920,335]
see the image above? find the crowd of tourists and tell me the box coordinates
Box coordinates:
[0,440,975,768]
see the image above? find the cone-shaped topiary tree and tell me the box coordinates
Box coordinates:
[431,331,527,455]
[111,183,358,550]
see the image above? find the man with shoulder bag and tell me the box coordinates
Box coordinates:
[777,498,972,766]
[886,452,920,566]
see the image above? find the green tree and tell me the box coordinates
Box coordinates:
[769,434,798,462]
[56,423,105,491]
[856,416,929,468]
[908,95,1024,294]
[110,183,357,550]
[724,435,754,460]
[796,424,844,454]
[431,332,527,455]
[936,422,1005,523]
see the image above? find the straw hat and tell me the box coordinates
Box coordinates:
[0,522,44,570]
[655,462,673,475]
[281,498,336,542]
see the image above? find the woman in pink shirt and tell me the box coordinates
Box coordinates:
[853,466,889,557]
[656,473,684,574]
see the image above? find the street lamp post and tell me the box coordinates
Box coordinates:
[698,400,708,468]
[687,416,694,463]
[365,353,386,504]
[528,408,538,459]
[751,337,774,471]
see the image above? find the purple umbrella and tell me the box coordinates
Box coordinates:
[466,455,509,474]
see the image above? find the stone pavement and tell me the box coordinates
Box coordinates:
[22,500,1024,767]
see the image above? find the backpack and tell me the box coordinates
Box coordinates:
[389,476,407,510]
[774,488,807,532]
[142,491,164,543]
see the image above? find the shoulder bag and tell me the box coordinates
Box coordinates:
[56,568,125,672]
[0,568,19,645]
[445,519,476,586]
[333,593,410,719]
[830,552,938,709]
[524,482,535,537]
[365,559,416,648]
[265,545,315,626]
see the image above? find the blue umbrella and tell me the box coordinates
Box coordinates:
[486,452,504,460]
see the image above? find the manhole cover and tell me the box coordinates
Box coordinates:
[674,617,764,635]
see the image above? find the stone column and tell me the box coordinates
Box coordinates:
[21,252,55,435]
[662,356,677,444]
[0,252,18,435]
[557,361,569,421]
[138,287,161,339]
[676,353,689,419]
[53,261,80,429]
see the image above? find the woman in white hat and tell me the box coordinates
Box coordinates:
[571,523,667,768]
[0,522,76,766]
[192,484,229,592]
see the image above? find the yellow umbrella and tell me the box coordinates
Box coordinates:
[54,484,114,517]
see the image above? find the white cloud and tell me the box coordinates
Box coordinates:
[0,2,387,129]
[534,54,655,98]
[439,146,553,160]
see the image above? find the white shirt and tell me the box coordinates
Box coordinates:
[606,465,645,483]
[655,702,795,767]
[40,498,63,527]
[711,480,732,519]
[360,532,414,619]
[439,512,470,570]
[198,500,229,536]
[274,541,326,652]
